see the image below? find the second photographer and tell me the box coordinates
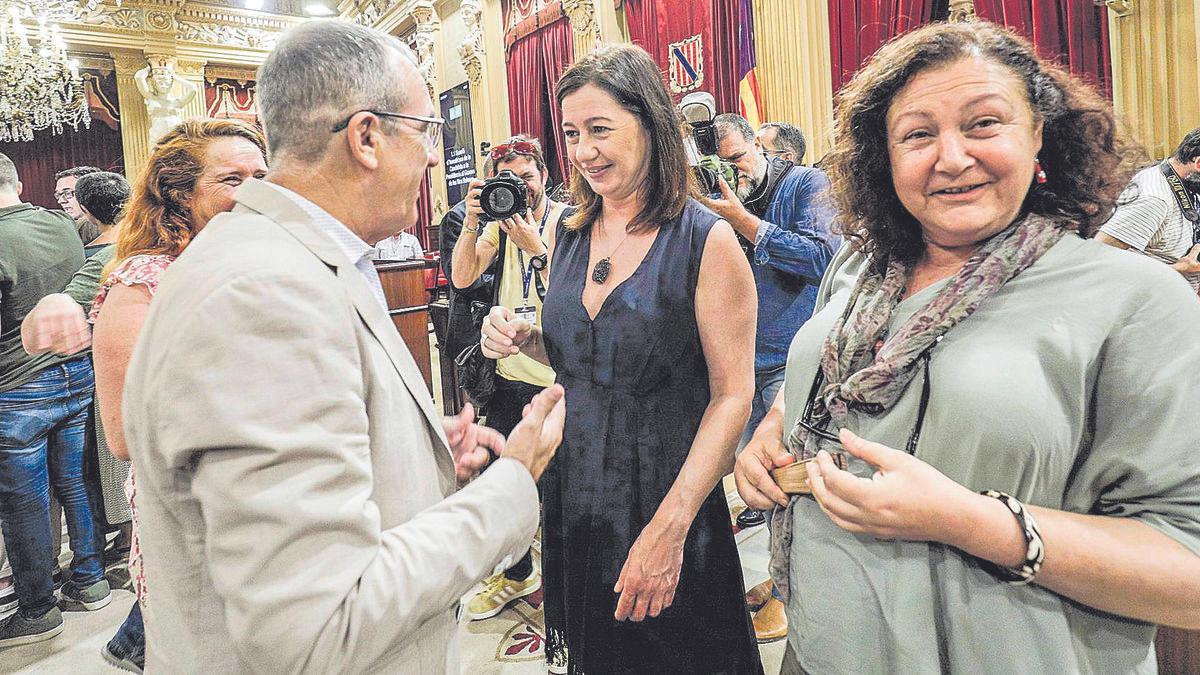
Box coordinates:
[450,135,569,619]
[702,113,840,643]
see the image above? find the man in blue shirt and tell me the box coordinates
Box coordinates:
[703,114,839,642]
[706,113,840,449]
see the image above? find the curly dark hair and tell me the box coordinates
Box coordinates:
[825,21,1143,273]
[74,171,130,226]
[1174,127,1200,164]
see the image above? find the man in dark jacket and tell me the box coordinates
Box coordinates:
[439,200,496,404]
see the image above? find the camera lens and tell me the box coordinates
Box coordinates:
[487,188,515,213]
[480,171,527,221]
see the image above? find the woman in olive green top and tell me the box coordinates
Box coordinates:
[735,22,1200,673]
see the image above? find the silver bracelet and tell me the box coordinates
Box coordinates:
[979,490,1044,585]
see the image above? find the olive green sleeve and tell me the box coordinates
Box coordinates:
[62,245,116,313]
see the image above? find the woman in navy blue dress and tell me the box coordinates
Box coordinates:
[481,45,762,674]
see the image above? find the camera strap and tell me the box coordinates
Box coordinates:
[494,227,507,308]
[517,205,552,303]
[1158,162,1200,242]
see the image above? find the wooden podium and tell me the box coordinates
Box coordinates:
[374,259,435,394]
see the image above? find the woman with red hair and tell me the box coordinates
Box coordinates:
[90,119,267,672]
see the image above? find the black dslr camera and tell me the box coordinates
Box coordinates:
[479,170,529,221]
[680,92,737,199]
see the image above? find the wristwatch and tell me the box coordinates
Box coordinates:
[529,253,548,271]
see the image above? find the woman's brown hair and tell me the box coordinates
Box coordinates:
[825,21,1143,273]
[106,119,267,277]
[554,44,694,233]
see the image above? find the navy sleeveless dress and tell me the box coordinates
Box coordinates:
[540,199,762,674]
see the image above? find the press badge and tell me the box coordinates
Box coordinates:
[514,305,537,324]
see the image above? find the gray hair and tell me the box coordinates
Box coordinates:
[714,113,755,143]
[760,122,807,164]
[0,153,17,192]
[256,20,418,163]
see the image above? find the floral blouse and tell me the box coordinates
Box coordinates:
[90,254,176,604]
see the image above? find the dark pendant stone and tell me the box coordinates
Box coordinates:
[592,257,611,284]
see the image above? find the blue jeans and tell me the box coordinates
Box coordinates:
[108,601,144,661]
[0,357,104,618]
[738,366,786,452]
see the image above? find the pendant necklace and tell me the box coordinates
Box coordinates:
[591,219,632,284]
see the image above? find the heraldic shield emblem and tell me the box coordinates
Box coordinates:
[669,34,705,93]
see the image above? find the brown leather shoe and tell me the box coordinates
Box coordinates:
[744,579,774,612]
[752,596,788,644]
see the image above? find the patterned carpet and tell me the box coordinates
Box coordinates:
[457,484,787,673]
[4,486,785,673]
[460,576,551,670]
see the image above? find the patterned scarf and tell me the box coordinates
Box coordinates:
[768,214,1067,602]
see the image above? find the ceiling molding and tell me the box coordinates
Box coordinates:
[34,0,311,68]
[205,64,259,82]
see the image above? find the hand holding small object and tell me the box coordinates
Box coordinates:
[480,306,532,359]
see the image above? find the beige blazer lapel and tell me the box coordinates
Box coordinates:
[337,265,453,448]
[231,180,453,463]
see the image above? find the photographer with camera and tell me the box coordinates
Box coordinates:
[1097,127,1200,294]
[450,135,569,620]
[705,113,839,459]
[701,112,840,643]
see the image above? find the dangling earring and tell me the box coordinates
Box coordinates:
[1034,157,1048,184]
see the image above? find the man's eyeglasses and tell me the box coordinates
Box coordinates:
[490,139,540,161]
[795,335,941,456]
[53,189,74,203]
[763,148,789,158]
[330,109,445,148]
[794,365,847,450]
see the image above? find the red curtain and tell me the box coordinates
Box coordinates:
[506,15,574,186]
[205,78,260,126]
[624,0,742,114]
[0,69,124,210]
[827,0,937,92]
[974,0,1112,99]
[539,17,573,185]
[710,0,741,115]
[82,71,120,131]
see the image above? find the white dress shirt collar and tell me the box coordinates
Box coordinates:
[261,182,389,310]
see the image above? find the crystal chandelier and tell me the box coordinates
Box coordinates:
[0,0,89,143]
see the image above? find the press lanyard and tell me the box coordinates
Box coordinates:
[517,206,552,302]
[1158,162,1200,242]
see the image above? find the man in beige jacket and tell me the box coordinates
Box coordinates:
[121,21,564,673]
